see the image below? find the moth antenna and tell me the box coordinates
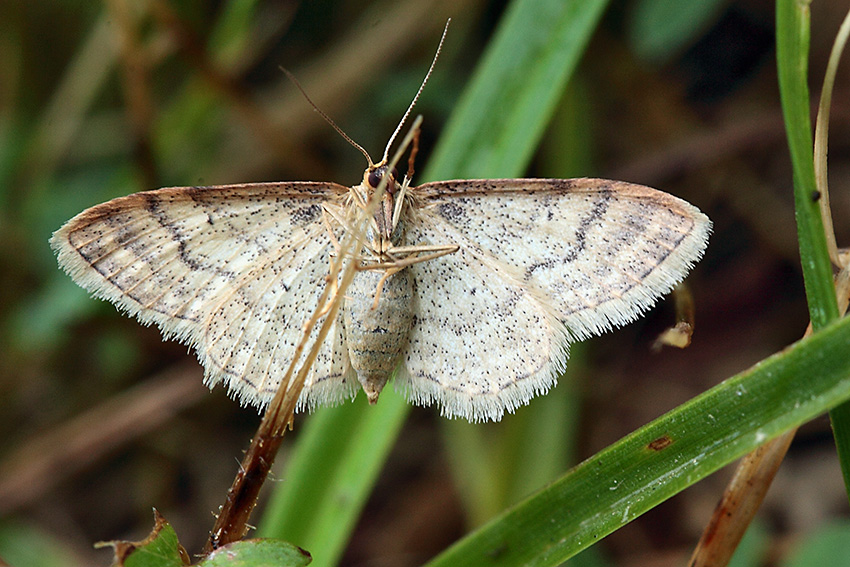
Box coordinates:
[281,67,375,167]
[381,18,450,163]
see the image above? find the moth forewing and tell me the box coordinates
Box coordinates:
[50,181,360,413]
[412,177,710,341]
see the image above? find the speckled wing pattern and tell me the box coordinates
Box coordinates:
[50,182,358,411]
[399,178,711,422]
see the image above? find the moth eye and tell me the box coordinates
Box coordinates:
[367,169,382,189]
[368,167,398,194]
[392,167,400,182]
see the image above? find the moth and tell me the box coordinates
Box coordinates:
[51,35,710,423]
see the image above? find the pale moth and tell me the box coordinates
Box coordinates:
[51,39,710,424]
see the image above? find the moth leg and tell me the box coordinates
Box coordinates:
[371,244,460,271]
[354,244,458,273]
[321,204,347,250]
[358,243,459,310]
[369,265,403,310]
[366,246,459,310]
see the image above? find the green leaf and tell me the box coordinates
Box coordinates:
[200,540,312,567]
[106,511,188,567]
[424,314,850,566]
[101,512,310,567]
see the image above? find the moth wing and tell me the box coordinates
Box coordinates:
[398,178,710,421]
[203,229,358,410]
[51,182,357,410]
[415,178,711,340]
[400,222,568,423]
[199,220,358,410]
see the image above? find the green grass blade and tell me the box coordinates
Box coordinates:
[441,79,594,528]
[776,0,850,500]
[776,0,837,329]
[425,314,850,567]
[260,0,610,562]
[428,3,607,523]
[442,374,581,527]
[442,75,594,528]
[423,0,609,182]
[258,391,408,567]
[627,0,728,64]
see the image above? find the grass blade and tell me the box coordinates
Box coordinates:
[258,392,409,566]
[776,0,850,500]
[423,0,609,182]
[425,314,850,567]
[776,0,837,329]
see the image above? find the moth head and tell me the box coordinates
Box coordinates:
[365,164,401,194]
[361,164,402,245]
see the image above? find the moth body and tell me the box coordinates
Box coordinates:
[342,164,416,403]
[344,266,414,402]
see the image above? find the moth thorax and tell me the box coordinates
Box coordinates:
[343,267,415,404]
[362,164,402,240]
[366,218,406,258]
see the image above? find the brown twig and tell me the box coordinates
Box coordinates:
[0,363,206,515]
[688,429,797,567]
[203,418,287,552]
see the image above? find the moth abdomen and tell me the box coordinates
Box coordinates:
[343,267,415,403]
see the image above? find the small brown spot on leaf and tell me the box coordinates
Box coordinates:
[648,435,673,451]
